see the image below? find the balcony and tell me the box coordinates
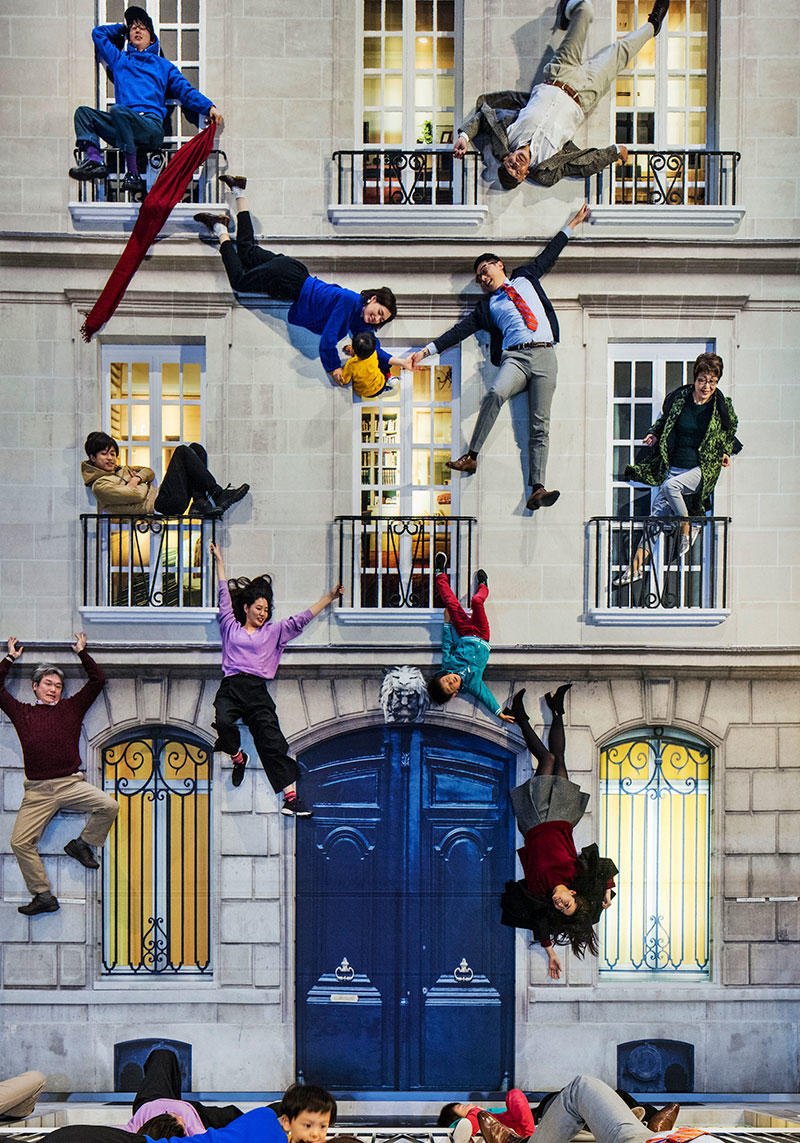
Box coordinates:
[586,515,730,626]
[69,145,228,234]
[80,514,218,622]
[328,149,487,228]
[335,514,476,622]
[586,149,744,230]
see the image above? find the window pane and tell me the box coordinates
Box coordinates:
[182,0,199,21]
[666,111,685,146]
[433,409,450,443]
[688,37,707,69]
[413,451,430,485]
[415,75,434,105]
[162,406,181,441]
[687,111,706,145]
[383,112,402,144]
[433,450,450,485]
[437,36,454,68]
[113,405,129,439]
[413,369,431,401]
[614,404,631,439]
[638,36,655,68]
[384,74,403,104]
[181,28,199,59]
[434,365,451,400]
[634,406,651,439]
[688,75,706,106]
[183,405,201,441]
[182,363,201,399]
[364,0,381,32]
[160,0,177,21]
[363,110,382,143]
[411,489,431,515]
[636,76,655,106]
[160,28,178,57]
[616,75,634,101]
[665,361,684,392]
[415,36,434,67]
[616,0,634,31]
[636,112,654,144]
[162,362,180,397]
[667,36,686,68]
[386,0,403,30]
[414,409,431,442]
[363,75,381,104]
[634,361,652,396]
[437,75,454,105]
[689,0,707,33]
[131,406,150,439]
[131,363,149,397]
[385,35,403,67]
[667,76,685,105]
[363,37,381,67]
[437,0,454,31]
[416,0,433,30]
[614,360,631,397]
[110,362,128,399]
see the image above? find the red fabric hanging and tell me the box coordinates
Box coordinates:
[80,123,217,342]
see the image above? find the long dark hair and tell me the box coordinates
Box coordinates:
[546,894,599,958]
[228,574,274,626]
[360,286,397,322]
[138,1113,186,1138]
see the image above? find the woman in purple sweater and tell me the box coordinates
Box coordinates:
[209,542,341,816]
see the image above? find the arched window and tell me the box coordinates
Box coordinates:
[101,726,212,976]
[599,726,711,977]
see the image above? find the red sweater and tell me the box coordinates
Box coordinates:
[518,820,581,896]
[0,650,105,780]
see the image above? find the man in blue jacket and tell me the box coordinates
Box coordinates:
[70,5,222,195]
[410,204,588,513]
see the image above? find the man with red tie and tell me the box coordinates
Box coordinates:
[410,204,588,513]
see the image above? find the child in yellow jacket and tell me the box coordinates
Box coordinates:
[341,330,396,398]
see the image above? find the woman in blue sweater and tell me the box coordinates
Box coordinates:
[195,178,412,384]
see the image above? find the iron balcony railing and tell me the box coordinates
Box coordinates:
[332,148,480,206]
[589,514,730,613]
[80,514,217,609]
[71,145,227,204]
[589,149,741,207]
[335,514,476,610]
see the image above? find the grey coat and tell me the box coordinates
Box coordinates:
[458,89,620,187]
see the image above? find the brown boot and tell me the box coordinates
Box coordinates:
[447,452,477,474]
[193,211,230,231]
[526,485,560,510]
[647,1105,680,1133]
[477,1112,529,1143]
[220,174,247,190]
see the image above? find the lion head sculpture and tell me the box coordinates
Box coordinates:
[380,665,430,724]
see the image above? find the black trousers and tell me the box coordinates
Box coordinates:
[153,442,217,515]
[213,673,300,793]
[219,210,309,299]
[132,1048,242,1129]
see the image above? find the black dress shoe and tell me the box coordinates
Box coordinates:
[64,837,100,869]
[434,551,448,574]
[544,682,573,716]
[476,568,488,586]
[69,158,108,180]
[502,688,528,720]
[648,0,670,35]
[555,0,571,29]
[122,172,147,196]
[231,751,249,787]
[213,483,250,514]
[18,892,60,916]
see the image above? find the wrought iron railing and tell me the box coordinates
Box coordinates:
[335,514,476,610]
[589,149,740,207]
[71,146,227,204]
[589,515,730,613]
[332,148,480,206]
[102,727,212,975]
[80,514,217,608]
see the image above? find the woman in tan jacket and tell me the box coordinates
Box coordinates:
[81,431,249,517]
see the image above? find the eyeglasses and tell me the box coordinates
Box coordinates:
[695,375,719,386]
[475,260,500,282]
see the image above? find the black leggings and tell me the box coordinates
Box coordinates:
[513,694,568,779]
[213,673,300,793]
[153,443,216,515]
[133,1048,242,1130]
[220,209,310,299]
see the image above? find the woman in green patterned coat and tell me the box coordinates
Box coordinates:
[615,353,739,585]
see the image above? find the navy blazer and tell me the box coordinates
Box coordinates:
[432,228,569,367]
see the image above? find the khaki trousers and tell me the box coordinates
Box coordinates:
[0,1070,46,1119]
[10,773,119,895]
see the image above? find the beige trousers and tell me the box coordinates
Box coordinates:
[0,1070,46,1119]
[10,773,119,895]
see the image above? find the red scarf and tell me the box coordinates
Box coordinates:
[81,124,217,342]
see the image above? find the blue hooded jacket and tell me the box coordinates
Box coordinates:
[92,23,214,123]
[440,623,501,717]
[287,275,392,375]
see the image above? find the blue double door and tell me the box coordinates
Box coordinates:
[296,725,516,1091]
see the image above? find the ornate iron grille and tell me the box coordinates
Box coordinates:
[71,147,227,204]
[335,514,475,610]
[81,514,216,608]
[589,149,740,206]
[600,728,711,976]
[332,149,480,206]
[102,728,212,975]
[589,515,729,613]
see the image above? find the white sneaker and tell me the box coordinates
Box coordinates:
[452,1118,474,1143]
[613,565,644,587]
[679,534,690,556]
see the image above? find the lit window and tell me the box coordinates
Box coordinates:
[102,727,212,975]
[599,727,711,977]
[103,344,204,479]
[362,0,459,147]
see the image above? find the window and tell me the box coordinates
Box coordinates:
[599,727,711,977]
[102,726,212,975]
[337,354,474,613]
[361,0,458,148]
[614,0,714,150]
[103,343,205,481]
[609,341,712,518]
[98,0,203,148]
[357,355,457,517]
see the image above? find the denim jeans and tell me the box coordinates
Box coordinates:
[535,1076,652,1143]
[74,104,164,154]
[651,465,703,519]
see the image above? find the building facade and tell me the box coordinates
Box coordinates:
[1,0,798,1097]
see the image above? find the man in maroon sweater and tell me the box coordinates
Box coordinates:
[1,633,118,916]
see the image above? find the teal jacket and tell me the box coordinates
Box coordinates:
[441,624,501,716]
